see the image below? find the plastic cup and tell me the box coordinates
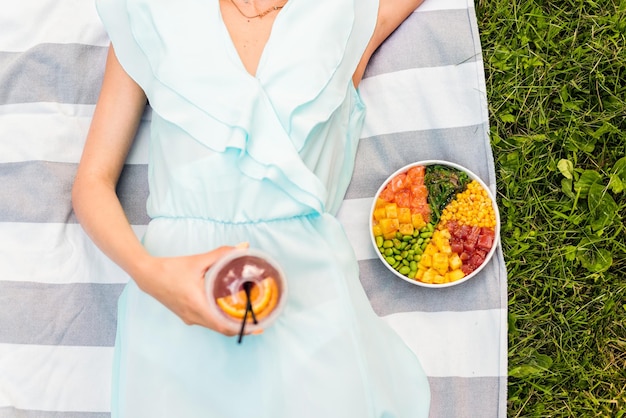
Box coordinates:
[205,248,287,335]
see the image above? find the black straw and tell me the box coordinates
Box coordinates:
[237,282,258,344]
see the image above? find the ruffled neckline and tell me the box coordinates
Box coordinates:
[98,0,377,213]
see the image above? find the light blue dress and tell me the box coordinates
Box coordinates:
[97,0,430,416]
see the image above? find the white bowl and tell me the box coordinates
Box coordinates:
[369,160,500,288]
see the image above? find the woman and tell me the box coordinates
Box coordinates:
[72,0,430,416]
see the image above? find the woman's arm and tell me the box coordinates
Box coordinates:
[353,0,425,86]
[73,46,149,278]
[72,46,239,335]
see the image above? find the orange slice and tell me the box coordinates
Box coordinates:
[254,278,279,321]
[216,278,274,319]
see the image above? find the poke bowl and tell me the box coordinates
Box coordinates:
[369,160,500,288]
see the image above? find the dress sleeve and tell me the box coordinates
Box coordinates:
[96,0,154,92]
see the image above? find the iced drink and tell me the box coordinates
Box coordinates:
[205,248,287,335]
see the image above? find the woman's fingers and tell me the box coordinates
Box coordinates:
[136,243,253,336]
[191,243,252,335]
[178,243,253,335]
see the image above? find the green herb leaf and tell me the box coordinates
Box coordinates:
[557,159,574,180]
[610,156,626,193]
[568,133,596,153]
[561,178,575,199]
[608,174,624,194]
[563,245,577,261]
[573,170,603,198]
[500,113,516,123]
[576,238,613,273]
[509,364,544,378]
[588,183,619,231]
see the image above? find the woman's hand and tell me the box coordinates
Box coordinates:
[135,244,249,336]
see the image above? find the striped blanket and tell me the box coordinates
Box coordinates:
[0,0,507,416]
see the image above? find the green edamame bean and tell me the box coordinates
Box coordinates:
[378,221,436,277]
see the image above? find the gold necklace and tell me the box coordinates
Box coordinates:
[229,0,285,19]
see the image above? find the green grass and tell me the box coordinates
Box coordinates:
[475,0,626,416]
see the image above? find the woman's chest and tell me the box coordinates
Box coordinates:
[218,0,282,77]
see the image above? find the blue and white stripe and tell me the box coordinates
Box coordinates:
[0,1,507,416]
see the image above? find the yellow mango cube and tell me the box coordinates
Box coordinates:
[398,207,412,224]
[433,273,446,284]
[375,198,388,209]
[432,253,449,275]
[449,253,462,270]
[422,268,437,283]
[385,203,398,219]
[446,269,465,282]
[424,243,438,256]
[433,237,445,251]
[373,207,387,221]
[420,253,432,268]
[435,240,452,254]
[399,223,414,236]
[380,218,399,235]
[372,224,383,237]
[411,213,426,229]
